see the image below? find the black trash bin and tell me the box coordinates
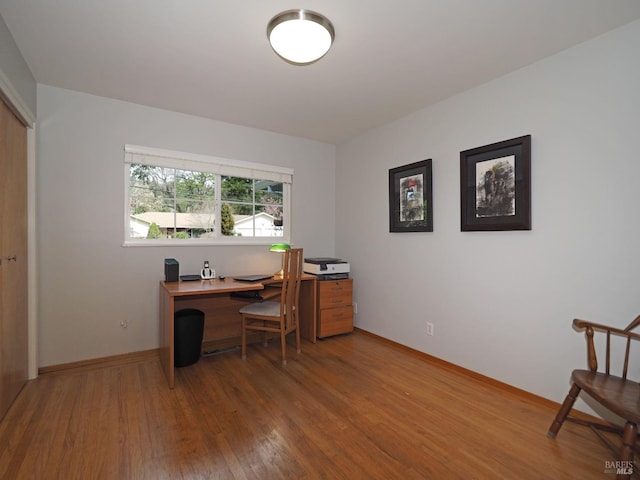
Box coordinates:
[174,308,205,367]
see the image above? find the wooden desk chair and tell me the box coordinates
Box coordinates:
[240,248,303,365]
[548,315,640,479]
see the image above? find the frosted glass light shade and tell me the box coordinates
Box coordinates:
[267,10,335,65]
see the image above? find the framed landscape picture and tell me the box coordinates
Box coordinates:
[460,135,531,231]
[389,159,433,232]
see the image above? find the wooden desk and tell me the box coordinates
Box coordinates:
[159,275,317,388]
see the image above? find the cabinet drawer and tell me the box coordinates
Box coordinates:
[318,305,353,338]
[318,280,353,309]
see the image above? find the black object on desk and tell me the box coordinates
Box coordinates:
[164,258,179,282]
[180,274,201,281]
[233,274,274,282]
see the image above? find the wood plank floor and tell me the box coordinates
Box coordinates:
[0,331,617,479]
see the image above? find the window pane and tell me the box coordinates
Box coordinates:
[129,165,175,215]
[255,205,284,237]
[174,170,216,238]
[129,165,176,238]
[227,201,254,237]
[222,176,252,204]
[256,180,283,237]
[255,180,283,205]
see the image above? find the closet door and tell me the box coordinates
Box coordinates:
[0,97,28,420]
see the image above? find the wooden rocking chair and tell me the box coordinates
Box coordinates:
[548,315,640,480]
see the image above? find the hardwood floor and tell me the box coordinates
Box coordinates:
[0,331,615,479]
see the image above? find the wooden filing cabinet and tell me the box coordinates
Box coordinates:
[317,278,353,338]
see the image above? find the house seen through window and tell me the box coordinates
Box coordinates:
[124,145,292,244]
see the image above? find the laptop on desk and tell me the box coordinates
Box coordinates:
[233,274,274,282]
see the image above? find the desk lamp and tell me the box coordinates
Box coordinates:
[270,243,291,276]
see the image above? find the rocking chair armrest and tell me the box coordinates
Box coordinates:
[574,318,640,375]
[573,319,640,341]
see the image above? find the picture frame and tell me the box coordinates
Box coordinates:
[389,159,433,232]
[460,135,531,231]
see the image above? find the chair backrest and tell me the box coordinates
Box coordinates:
[574,318,640,381]
[280,248,303,331]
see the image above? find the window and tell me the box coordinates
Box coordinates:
[124,145,292,245]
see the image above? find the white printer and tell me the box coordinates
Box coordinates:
[303,257,350,280]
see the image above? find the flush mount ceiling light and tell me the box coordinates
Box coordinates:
[267,9,335,65]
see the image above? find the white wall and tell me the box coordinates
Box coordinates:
[0,13,36,118]
[335,19,640,410]
[36,85,336,367]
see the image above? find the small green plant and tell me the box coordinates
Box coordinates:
[147,222,162,239]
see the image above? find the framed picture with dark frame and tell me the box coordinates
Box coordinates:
[460,135,531,231]
[389,159,433,232]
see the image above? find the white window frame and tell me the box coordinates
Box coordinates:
[123,144,292,246]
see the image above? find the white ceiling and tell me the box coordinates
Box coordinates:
[2,0,640,145]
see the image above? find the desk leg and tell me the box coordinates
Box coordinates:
[159,287,175,388]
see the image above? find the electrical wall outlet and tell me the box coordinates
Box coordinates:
[353,302,358,314]
[426,322,434,336]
